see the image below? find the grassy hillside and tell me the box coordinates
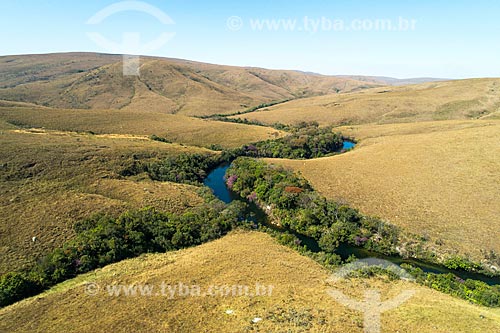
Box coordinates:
[1,232,498,333]
[0,53,379,117]
[231,78,500,125]
[0,106,283,149]
[266,120,500,262]
[0,124,213,274]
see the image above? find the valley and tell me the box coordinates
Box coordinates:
[0,53,499,332]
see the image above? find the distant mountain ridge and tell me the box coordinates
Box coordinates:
[335,75,450,86]
[0,52,382,116]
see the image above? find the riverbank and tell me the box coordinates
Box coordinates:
[204,161,500,285]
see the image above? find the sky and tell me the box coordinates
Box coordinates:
[1,0,499,78]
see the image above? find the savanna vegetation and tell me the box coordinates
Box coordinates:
[2,125,498,310]
[0,189,247,307]
[271,120,500,263]
[4,232,499,333]
[225,157,500,307]
[0,127,210,275]
[230,78,500,126]
[120,123,348,184]
[0,53,376,117]
[1,53,500,332]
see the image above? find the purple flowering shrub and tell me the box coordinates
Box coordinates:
[354,236,369,246]
[226,174,238,189]
[247,192,257,202]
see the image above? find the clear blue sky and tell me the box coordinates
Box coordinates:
[1,0,499,78]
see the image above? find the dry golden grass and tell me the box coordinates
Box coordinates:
[231,78,500,125]
[0,53,378,117]
[267,120,500,260]
[1,231,498,333]
[0,128,207,274]
[0,106,283,148]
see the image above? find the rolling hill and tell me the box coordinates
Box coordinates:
[336,75,449,86]
[0,53,380,117]
[1,53,500,331]
[0,105,284,149]
[231,78,500,125]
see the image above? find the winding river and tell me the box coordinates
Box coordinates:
[203,142,500,285]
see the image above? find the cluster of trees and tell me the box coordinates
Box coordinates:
[206,116,268,127]
[226,157,399,255]
[149,134,172,144]
[146,153,221,184]
[121,123,347,184]
[443,256,483,272]
[402,264,500,307]
[0,193,246,307]
[218,124,345,160]
[198,99,290,119]
[225,157,500,307]
[249,125,343,159]
[120,153,221,185]
[124,124,347,185]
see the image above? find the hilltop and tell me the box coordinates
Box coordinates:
[336,75,449,86]
[0,52,380,117]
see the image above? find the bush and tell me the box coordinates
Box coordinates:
[149,134,171,143]
[401,264,500,307]
[444,256,482,272]
[0,272,43,307]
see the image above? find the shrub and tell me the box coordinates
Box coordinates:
[149,134,171,143]
[444,256,482,272]
[0,272,43,307]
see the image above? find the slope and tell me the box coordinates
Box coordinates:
[0,124,210,274]
[0,53,380,117]
[231,78,500,125]
[0,232,498,333]
[0,105,284,148]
